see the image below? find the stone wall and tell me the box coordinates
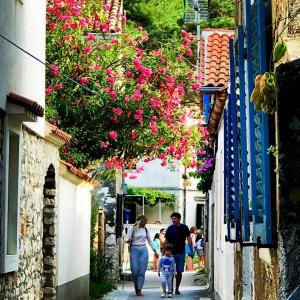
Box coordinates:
[0,127,60,299]
[96,181,120,282]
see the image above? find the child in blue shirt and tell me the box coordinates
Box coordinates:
[158,244,176,298]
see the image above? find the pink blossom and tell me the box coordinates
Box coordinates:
[80,18,88,28]
[101,141,109,148]
[100,23,109,33]
[55,82,63,91]
[124,96,130,103]
[151,49,162,57]
[103,3,111,11]
[82,46,92,55]
[49,22,57,30]
[79,77,89,85]
[136,166,144,173]
[132,90,142,101]
[90,65,101,71]
[111,38,120,44]
[87,33,96,41]
[71,6,81,16]
[125,70,134,78]
[112,107,123,116]
[192,82,201,91]
[129,175,137,180]
[180,30,188,37]
[136,76,147,85]
[64,34,73,42]
[106,68,113,76]
[160,161,167,167]
[70,22,78,29]
[108,131,118,140]
[137,48,145,57]
[104,86,111,93]
[131,131,138,139]
[185,47,193,57]
[50,64,60,76]
[109,91,117,99]
[45,86,52,95]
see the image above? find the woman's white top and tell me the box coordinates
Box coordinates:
[195,239,203,250]
[127,226,154,250]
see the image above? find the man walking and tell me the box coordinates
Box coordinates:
[164,212,194,295]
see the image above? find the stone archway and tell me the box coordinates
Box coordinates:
[42,164,56,299]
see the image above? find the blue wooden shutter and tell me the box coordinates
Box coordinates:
[224,39,241,242]
[245,0,273,246]
[236,26,251,242]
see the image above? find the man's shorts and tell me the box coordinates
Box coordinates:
[172,253,185,273]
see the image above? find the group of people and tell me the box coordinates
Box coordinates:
[186,226,206,271]
[126,212,205,297]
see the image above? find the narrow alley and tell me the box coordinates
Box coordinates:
[103,271,211,300]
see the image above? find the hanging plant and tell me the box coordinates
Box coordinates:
[250,72,276,114]
[250,41,288,114]
[189,143,215,193]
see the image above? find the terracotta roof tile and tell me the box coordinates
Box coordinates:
[200,29,234,87]
[105,0,123,32]
[7,92,44,117]
[60,160,99,186]
[48,123,72,143]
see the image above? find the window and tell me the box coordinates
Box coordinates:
[0,117,21,273]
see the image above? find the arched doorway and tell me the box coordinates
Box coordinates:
[42,164,56,299]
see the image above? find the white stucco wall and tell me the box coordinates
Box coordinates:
[0,0,45,136]
[57,177,92,286]
[209,121,235,300]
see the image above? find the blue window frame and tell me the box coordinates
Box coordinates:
[224,0,274,246]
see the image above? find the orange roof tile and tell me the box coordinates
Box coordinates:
[48,123,72,143]
[105,0,123,32]
[200,29,234,87]
[60,160,100,186]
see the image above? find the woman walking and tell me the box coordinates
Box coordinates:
[127,215,159,296]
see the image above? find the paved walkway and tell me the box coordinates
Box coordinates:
[103,271,211,300]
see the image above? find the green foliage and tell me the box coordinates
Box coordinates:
[124,0,184,40]
[126,186,176,207]
[273,42,287,63]
[204,0,235,29]
[90,250,114,283]
[91,196,100,245]
[90,281,116,300]
[267,145,279,157]
[46,1,202,169]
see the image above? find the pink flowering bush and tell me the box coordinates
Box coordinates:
[46,0,205,169]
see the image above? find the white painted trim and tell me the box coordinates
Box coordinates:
[0,116,22,273]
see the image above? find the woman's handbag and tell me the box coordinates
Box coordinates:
[128,225,135,252]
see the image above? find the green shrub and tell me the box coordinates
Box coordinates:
[90,250,114,283]
[90,281,116,300]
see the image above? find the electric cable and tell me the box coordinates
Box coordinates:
[0,33,102,97]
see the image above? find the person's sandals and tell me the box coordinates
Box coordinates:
[175,290,181,295]
[167,292,173,298]
[161,291,167,298]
